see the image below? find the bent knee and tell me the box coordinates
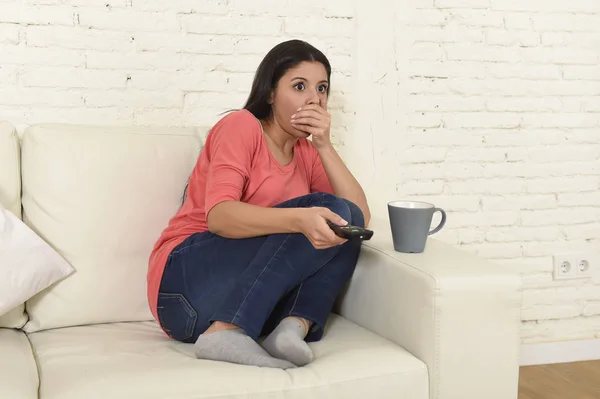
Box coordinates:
[314,193,364,228]
[314,193,351,224]
[343,199,365,228]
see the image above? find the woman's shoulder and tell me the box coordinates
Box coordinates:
[213,109,261,133]
[206,109,262,144]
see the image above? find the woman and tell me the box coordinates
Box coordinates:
[148,39,371,369]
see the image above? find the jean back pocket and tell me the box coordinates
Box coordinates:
[157,292,198,343]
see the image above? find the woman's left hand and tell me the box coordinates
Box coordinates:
[291,104,332,150]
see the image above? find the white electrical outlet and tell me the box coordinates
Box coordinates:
[576,253,594,278]
[553,255,575,280]
[553,253,594,280]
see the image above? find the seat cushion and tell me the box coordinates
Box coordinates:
[0,122,28,328]
[28,314,428,399]
[20,124,203,332]
[0,328,39,399]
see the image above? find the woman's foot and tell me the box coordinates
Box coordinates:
[261,317,314,366]
[194,326,296,369]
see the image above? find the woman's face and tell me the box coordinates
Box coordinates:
[269,61,329,138]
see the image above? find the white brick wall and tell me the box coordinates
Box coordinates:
[392,0,600,345]
[0,0,354,142]
[1,0,599,345]
[350,0,599,345]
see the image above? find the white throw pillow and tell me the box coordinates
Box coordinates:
[0,208,74,316]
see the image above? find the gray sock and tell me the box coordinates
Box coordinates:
[261,318,314,366]
[194,329,296,369]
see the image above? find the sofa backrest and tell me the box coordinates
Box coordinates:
[0,122,29,328]
[19,123,204,332]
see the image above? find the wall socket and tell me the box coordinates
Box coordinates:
[553,253,594,280]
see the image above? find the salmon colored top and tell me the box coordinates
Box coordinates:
[147,109,334,321]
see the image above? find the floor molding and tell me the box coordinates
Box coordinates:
[520,338,600,366]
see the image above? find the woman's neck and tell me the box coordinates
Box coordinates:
[260,117,297,157]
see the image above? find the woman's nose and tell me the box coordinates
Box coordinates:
[307,91,320,106]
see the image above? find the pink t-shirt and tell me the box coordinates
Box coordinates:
[147,109,334,322]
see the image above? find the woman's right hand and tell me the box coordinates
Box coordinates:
[294,207,348,249]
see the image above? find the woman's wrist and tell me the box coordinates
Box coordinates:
[314,141,335,155]
[286,208,305,234]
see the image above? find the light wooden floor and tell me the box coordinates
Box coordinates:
[519,360,600,399]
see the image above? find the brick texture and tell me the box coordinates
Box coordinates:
[395,0,600,344]
[1,0,599,344]
[0,0,354,142]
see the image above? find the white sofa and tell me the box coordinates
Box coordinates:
[0,121,523,399]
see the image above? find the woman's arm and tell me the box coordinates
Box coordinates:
[207,201,299,238]
[207,201,348,249]
[316,145,371,226]
[291,104,371,226]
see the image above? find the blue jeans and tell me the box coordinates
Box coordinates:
[156,193,364,344]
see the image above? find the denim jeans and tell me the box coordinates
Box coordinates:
[156,192,364,344]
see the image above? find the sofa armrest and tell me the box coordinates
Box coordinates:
[335,217,522,399]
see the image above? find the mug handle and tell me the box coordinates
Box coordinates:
[428,208,447,235]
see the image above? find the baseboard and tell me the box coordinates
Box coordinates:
[520,338,600,366]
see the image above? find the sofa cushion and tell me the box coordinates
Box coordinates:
[0,328,39,399]
[28,314,428,399]
[21,124,203,332]
[0,122,28,328]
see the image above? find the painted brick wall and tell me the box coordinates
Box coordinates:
[0,0,354,144]
[1,0,599,344]
[352,0,599,344]
[394,0,600,344]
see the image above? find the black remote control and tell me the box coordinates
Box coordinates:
[327,221,374,240]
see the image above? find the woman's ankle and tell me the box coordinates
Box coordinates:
[203,321,240,335]
[284,317,312,336]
